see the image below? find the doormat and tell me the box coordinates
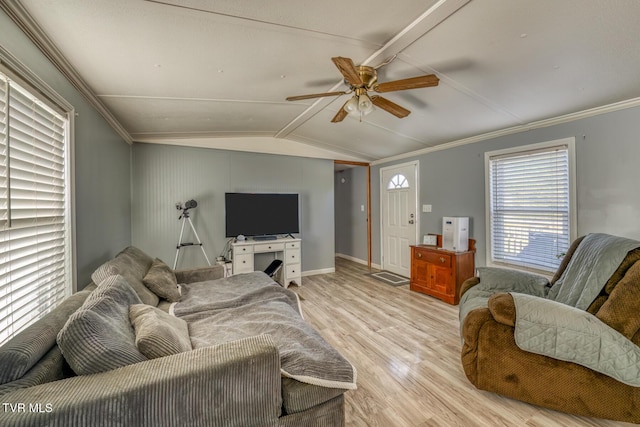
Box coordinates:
[366,271,409,286]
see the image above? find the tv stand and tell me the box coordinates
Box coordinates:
[231,237,301,288]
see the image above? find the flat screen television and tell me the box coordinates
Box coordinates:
[225,193,299,238]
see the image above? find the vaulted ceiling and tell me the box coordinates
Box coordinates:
[8,0,640,162]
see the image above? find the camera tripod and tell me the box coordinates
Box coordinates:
[173,207,211,269]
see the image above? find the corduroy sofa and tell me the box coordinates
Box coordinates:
[0,246,354,427]
[459,233,640,423]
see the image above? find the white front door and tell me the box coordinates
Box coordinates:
[381,161,418,277]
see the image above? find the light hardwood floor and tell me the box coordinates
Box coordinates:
[291,257,633,427]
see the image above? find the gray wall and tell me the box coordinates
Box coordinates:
[1,10,132,289]
[131,143,335,273]
[369,105,640,267]
[334,167,368,261]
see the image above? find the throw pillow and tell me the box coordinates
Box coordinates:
[129,304,192,359]
[57,275,148,375]
[143,258,180,302]
[91,248,160,306]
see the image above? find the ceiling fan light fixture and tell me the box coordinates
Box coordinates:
[358,93,374,115]
[343,93,374,118]
[344,96,359,114]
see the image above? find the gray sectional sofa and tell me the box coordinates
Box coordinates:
[0,246,355,426]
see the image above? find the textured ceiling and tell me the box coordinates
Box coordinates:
[13,0,640,162]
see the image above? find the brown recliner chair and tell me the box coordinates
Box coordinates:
[459,235,640,423]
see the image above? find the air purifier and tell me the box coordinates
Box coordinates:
[442,217,469,252]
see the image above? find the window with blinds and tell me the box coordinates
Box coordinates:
[0,71,70,346]
[486,140,574,273]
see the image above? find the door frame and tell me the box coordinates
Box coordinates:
[334,160,371,269]
[379,160,420,273]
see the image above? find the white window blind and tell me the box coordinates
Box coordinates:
[0,72,69,346]
[488,144,571,272]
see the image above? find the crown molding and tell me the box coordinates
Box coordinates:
[1,1,133,144]
[371,97,640,166]
[0,44,73,114]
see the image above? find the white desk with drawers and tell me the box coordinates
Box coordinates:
[231,237,302,288]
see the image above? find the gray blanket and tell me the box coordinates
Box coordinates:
[173,272,357,390]
[459,267,550,329]
[512,292,640,387]
[548,233,640,309]
[510,233,640,385]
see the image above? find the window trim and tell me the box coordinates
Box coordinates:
[484,137,577,273]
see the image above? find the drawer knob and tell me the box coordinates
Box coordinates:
[417,252,422,258]
[440,257,445,263]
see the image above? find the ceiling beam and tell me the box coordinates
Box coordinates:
[133,135,370,162]
[274,0,471,139]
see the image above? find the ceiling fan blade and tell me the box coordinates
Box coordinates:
[331,104,349,123]
[371,96,411,118]
[373,74,439,93]
[331,57,364,87]
[286,91,347,101]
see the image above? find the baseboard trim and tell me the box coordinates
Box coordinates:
[335,253,382,270]
[302,267,335,277]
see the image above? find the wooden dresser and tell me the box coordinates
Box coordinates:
[410,236,475,305]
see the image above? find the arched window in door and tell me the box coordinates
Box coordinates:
[387,173,409,189]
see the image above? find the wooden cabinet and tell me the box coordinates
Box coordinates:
[410,239,475,305]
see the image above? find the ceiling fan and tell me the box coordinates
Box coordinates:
[286,56,439,123]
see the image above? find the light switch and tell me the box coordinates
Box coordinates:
[422,204,432,213]
[361,205,365,212]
